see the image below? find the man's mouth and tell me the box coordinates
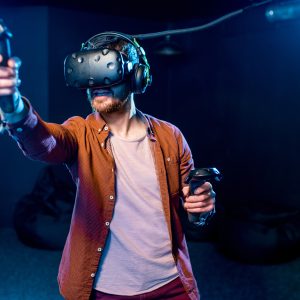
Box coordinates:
[92,88,113,97]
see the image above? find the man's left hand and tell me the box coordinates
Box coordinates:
[182,182,216,214]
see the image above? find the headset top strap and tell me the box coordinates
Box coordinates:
[82,31,135,50]
[81,31,150,68]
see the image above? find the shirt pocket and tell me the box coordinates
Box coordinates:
[164,155,180,196]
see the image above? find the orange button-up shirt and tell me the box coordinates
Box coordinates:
[8,104,200,300]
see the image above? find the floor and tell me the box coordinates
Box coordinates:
[0,227,299,300]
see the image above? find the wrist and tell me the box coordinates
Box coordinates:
[192,207,216,227]
[1,94,29,124]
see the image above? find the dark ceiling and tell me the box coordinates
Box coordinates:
[0,0,281,21]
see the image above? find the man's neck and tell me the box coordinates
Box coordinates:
[100,98,146,140]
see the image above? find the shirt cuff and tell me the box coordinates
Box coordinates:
[192,207,216,227]
[1,97,38,138]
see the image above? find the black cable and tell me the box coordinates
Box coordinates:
[132,0,273,39]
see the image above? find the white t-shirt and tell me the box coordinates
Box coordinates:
[93,133,178,295]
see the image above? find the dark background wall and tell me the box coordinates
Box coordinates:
[0,4,300,227]
[0,7,49,226]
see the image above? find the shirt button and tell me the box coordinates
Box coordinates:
[101,142,104,148]
[16,128,23,133]
[167,157,171,162]
[104,126,108,131]
[105,221,110,227]
[98,128,101,134]
[97,247,102,252]
[109,195,114,200]
[91,273,95,278]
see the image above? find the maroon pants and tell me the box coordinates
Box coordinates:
[90,277,190,300]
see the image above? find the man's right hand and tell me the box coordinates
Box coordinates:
[0,54,22,113]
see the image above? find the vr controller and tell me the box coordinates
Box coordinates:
[184,167,222,225]
[64,48,133,89]
[0,19,14,113]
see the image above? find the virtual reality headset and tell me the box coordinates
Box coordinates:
[64,47,133,89]
[64,31,152,94]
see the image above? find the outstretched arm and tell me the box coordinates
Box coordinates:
[0,55,79,164]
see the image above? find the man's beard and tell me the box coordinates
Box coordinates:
[91,98,124,113]
[88,80,131,113]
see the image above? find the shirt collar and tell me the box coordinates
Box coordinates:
[85,109,156,141]
[136,109,156,140]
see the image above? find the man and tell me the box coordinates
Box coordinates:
[0,32,216,300]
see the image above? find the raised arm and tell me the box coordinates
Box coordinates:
[0,55,79,164]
